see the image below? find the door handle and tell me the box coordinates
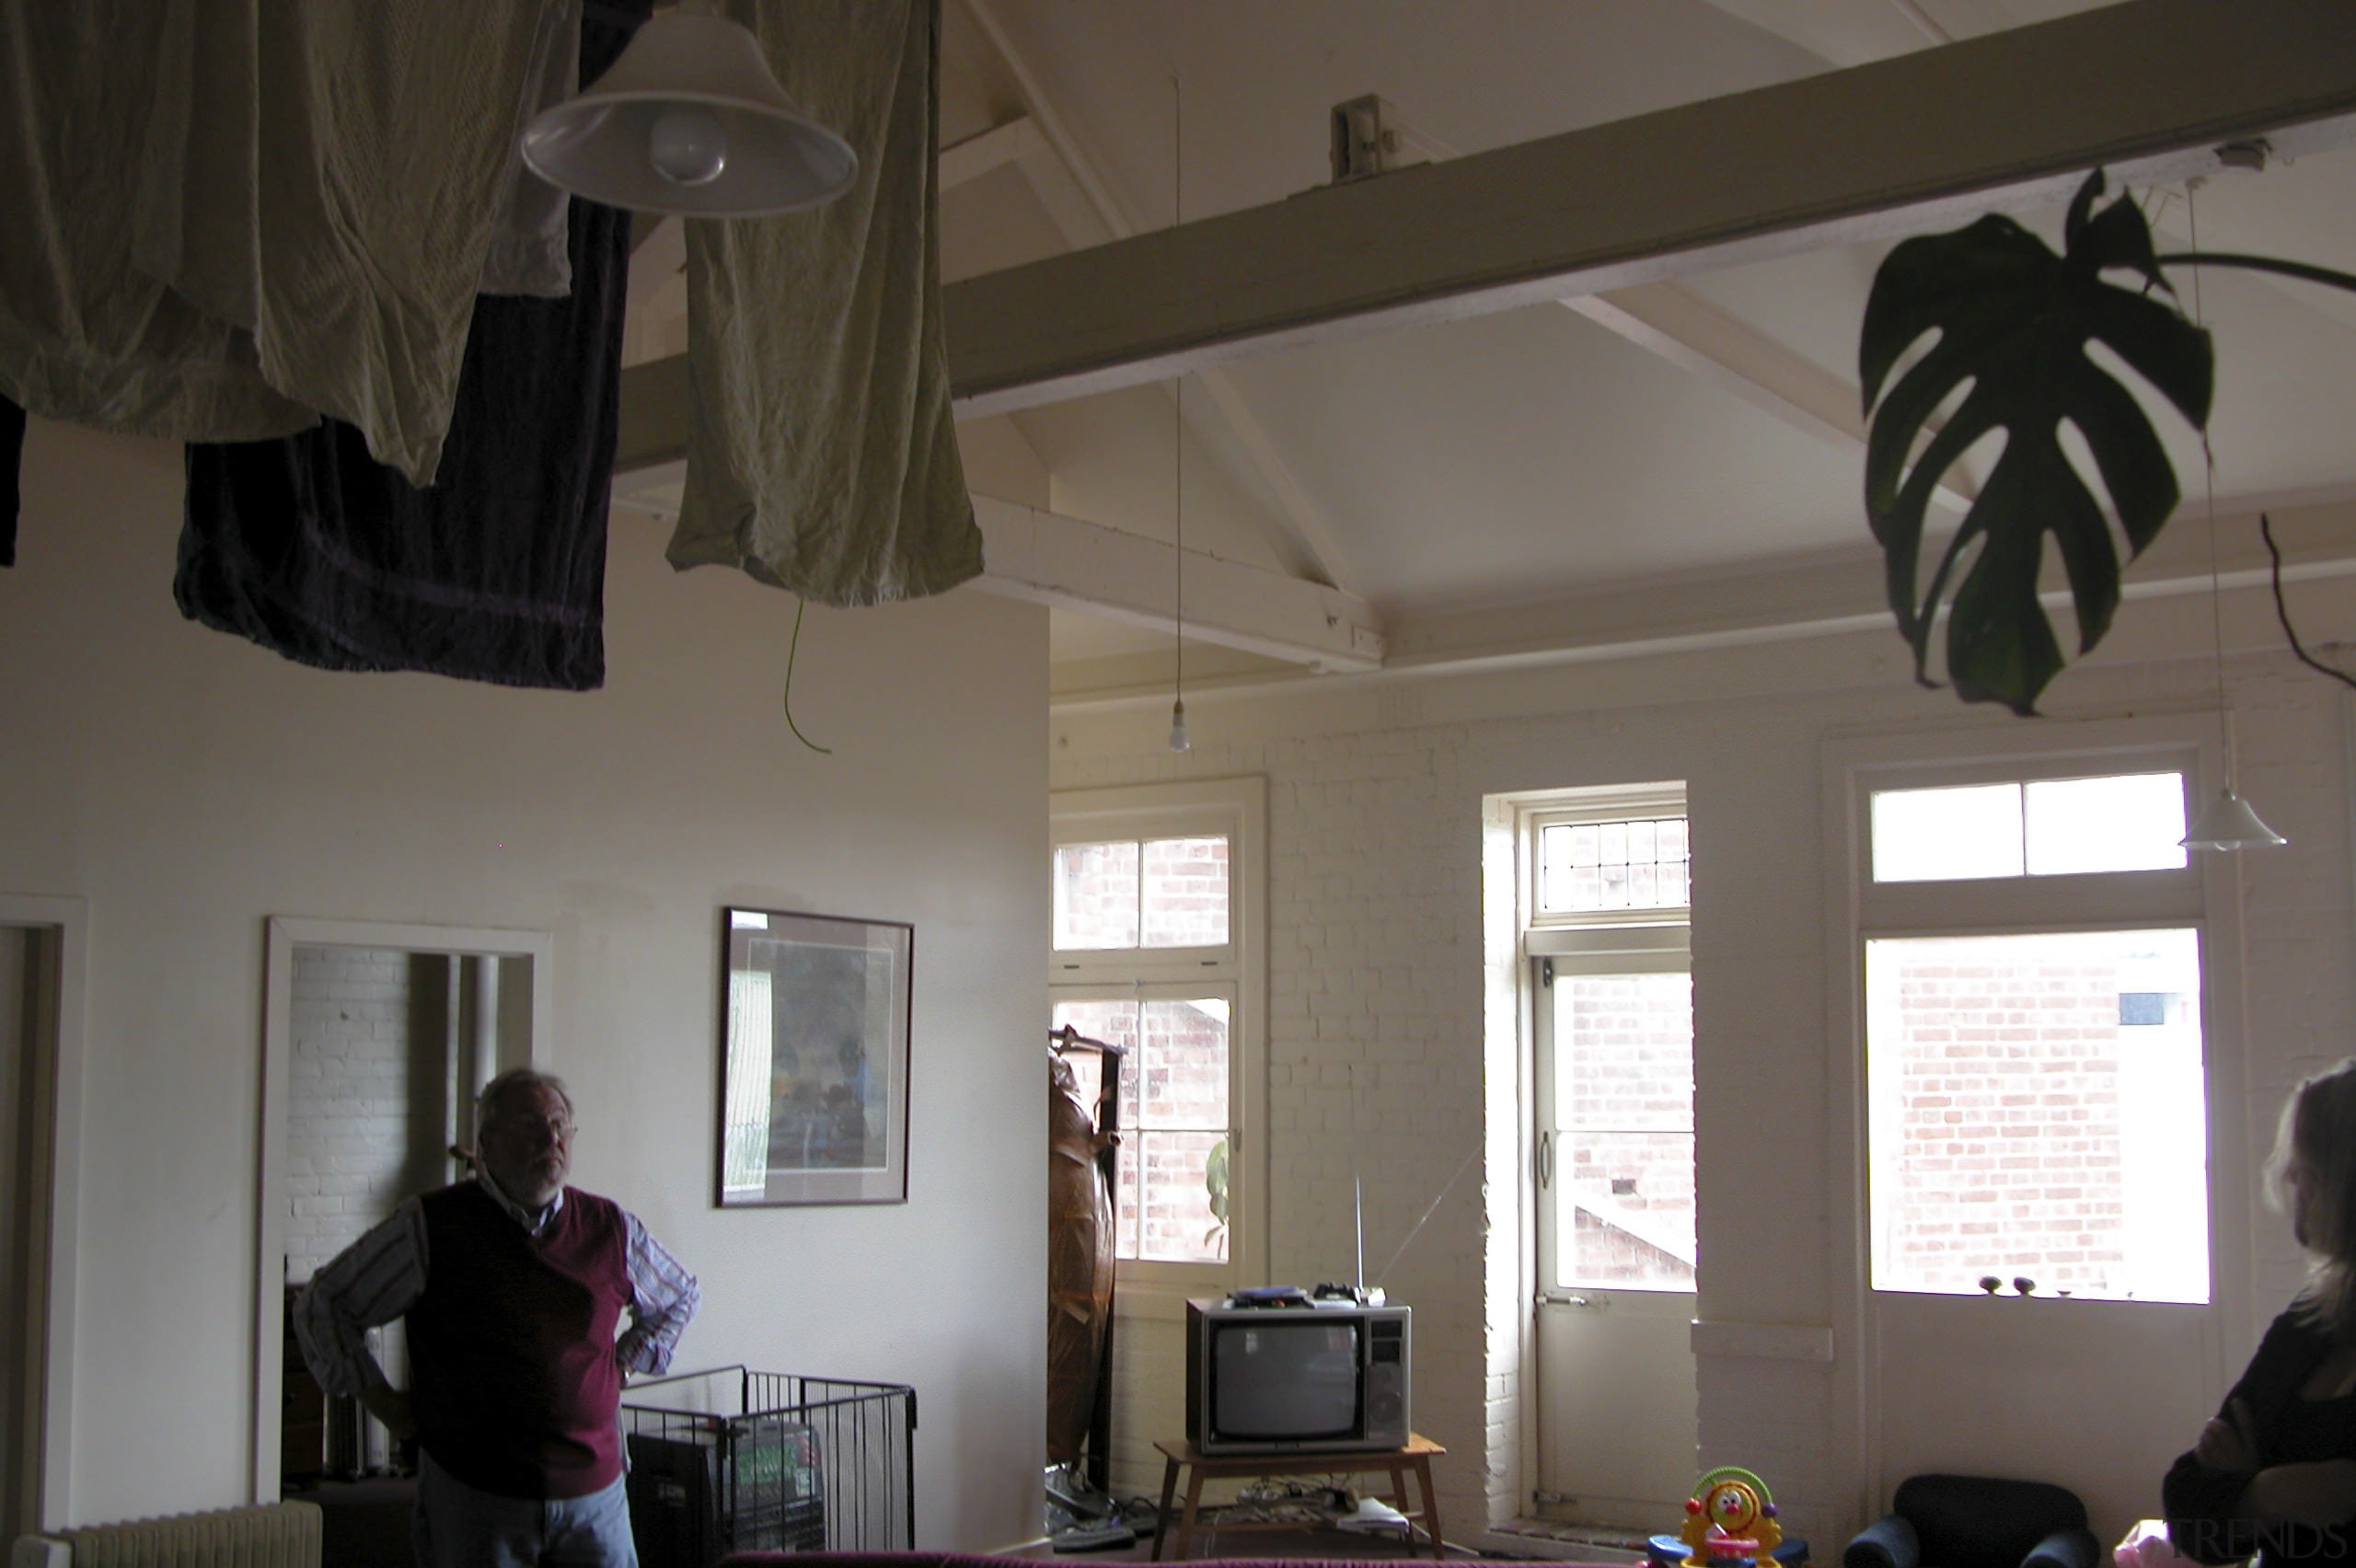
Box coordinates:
[1537,1129,1553,1187]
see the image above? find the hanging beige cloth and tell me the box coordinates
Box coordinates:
[0,0,569,483]
[0,3,314,443]
[667,0,981,606]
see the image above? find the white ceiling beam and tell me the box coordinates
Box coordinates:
[939,115,1049,191]
[968,494,1386,672]
[930,0,2356,418]
[1561,282,1977,511]
[1274,490,2356,686]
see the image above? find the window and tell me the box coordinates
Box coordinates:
[1839,737,2216,1303]
[1051,779,1264,1292]
[1525,785,1695,1293]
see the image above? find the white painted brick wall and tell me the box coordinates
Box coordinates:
[1055,639,2356,1546]
[286,947,441,1281]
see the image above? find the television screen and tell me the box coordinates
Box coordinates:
[1212,1320,1360,1439]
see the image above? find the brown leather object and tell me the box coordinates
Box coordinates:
[1046,1055,1114,1463]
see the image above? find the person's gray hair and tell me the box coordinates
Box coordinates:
[2272,1057,2356,1339]
[479,1066,574,1130]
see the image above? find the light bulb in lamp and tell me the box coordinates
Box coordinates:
[649,107,728,187]
[1169,698,1191,754]
[2181,787,2285,852]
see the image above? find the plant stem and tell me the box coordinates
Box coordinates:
[2154,252,2356,294]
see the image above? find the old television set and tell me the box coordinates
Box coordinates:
[1185,1297,1411,1454]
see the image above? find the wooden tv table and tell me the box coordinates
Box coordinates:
[1150,1434,1447,1561]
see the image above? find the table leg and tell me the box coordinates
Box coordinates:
[1413,1456,1445,1560]
[1152,1456,1181,1562]
[1178,1466,1208,1562]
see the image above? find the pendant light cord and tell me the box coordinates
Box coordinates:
[782,595,831,754]
[2188,184,2235,790]
[1172,76,1184,709]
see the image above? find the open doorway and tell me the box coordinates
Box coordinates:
[0,895,87,1539]
[251,918,549,1506]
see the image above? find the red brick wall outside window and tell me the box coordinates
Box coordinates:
[1866,929,2207,1301]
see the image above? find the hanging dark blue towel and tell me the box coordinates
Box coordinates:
[1,393,22,567]
[175,0,648,689]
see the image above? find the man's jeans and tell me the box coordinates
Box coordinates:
[412,1451,639,1568]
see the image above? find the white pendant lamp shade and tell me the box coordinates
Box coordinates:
[521,13,858,217]
[2182,787,2286,852]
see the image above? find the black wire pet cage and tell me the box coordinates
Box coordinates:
[621,1367,916,1567]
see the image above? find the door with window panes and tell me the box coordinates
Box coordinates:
[1529,793,1699,1526]
[1840,749,2230,1537]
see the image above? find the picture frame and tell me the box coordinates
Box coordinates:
[715,906,914,1206]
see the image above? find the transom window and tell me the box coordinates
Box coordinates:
[1054,837,1230,950]
[1871,770,2188,882]
[1538,815,1690,914]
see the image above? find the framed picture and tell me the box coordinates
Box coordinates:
[716,906,914,1206]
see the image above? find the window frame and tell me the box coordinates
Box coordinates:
[1820,713,2258,1496]
[1050,778,1266,1305]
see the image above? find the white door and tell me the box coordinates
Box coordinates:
[1534,956,1698,1525]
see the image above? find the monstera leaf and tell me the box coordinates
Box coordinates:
[1862,170,2214,714]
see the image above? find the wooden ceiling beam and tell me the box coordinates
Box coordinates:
[616,0,2356,463]
[935,0,2356,416]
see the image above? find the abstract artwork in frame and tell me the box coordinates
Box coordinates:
[716,906,913,1206]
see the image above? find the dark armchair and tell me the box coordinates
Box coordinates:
[1845,1475,2102,1568]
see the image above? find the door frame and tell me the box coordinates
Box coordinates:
[0,894,89,1533]
[250,917,552,1504]
[1819,716,2255,1533]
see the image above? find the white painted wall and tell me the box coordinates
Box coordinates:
[0,419,1049,1549]
[1052,570,2356,1551]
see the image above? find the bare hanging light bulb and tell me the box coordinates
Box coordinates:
[648,107,729,187]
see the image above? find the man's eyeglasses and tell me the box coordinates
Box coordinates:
[495,1115,576,1143]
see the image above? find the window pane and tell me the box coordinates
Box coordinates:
[1136,1130,1230,1263]
[1540,817,1692,913]
[2025,773,2188,875]
[1553,974,1693,1133]
[1871,783,2024,882]
[1864,928,2208,1302]
[1140,998,1230,1132]
[1140,836,1230,947]
[1051,998,1138,1124]
[1054,842,1139,949]
[1558,1131,1696,1289]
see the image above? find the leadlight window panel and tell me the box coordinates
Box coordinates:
[1538,816,1691,914]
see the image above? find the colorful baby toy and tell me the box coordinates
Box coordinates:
[1679,1467,1784,1568]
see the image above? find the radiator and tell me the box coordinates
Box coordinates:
[11,1501,320,1568]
